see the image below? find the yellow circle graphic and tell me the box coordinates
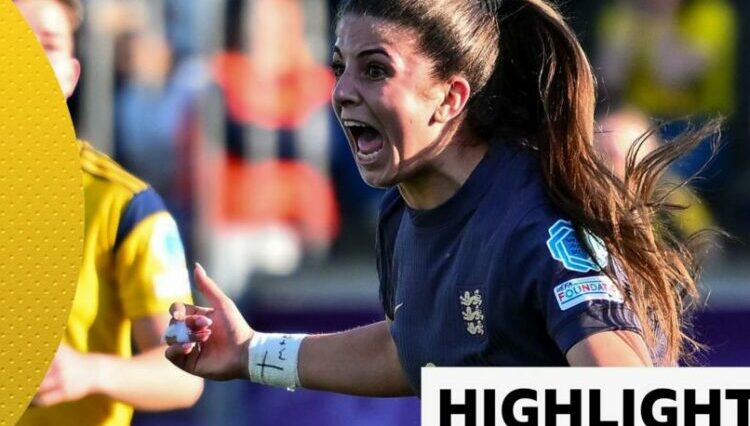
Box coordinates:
[0,3,83,425]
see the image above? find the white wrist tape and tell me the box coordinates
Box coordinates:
[248,333,307,390]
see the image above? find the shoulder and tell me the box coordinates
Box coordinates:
[462,142,554,256]
[478,145,551,243]
[509,203,563,246]
[503,202,558,262]
[378,188,404,220]
[80,142,171,249]
[113,188,170,251]
[377,188,405,234]
[80,141,149,195]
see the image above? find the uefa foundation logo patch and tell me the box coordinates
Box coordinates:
[553,275,623,311]
[546,219,608,273]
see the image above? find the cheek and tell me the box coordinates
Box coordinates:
[393,104,437,158]
[379,88,430,146]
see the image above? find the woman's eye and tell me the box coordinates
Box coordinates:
[365,64,387,80]
[331,62,345,78]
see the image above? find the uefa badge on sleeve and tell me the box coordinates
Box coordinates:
[546,219,609,273]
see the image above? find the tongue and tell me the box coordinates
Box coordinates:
[357,129,383,154]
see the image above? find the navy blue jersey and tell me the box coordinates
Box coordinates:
[376,141,643,393]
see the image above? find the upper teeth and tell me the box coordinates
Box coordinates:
[343,120,369,128]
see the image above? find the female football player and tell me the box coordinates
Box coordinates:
[166,0,716,396]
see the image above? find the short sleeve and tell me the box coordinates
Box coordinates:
[114,189,193,319]
[507,207,642,355]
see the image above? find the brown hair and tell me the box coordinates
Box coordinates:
[337,0,717,364]
[15,0,83,29]
[59,0,82,29]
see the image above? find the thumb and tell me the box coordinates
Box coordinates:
[194,262,230,308]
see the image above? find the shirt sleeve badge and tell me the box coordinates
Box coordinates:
[546,219,609,273]
[553,275,624,311]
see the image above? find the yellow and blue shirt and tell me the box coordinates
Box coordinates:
[19,142,193,426]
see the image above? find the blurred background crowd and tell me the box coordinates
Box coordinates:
[62,0,749,424]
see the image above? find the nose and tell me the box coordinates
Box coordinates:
[332,70,360,109]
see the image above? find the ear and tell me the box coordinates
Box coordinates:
[60,57,81,99]
[433,76,471,124]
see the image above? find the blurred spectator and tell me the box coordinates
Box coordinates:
[201,0,341,298]
[596,0,737,118]
[115,30,209,198]
[594,109,715,241]
[213,0,334,156]
[164,0,203,59]
[201,156,341,298]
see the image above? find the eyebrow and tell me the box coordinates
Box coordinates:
[333,46,392,60]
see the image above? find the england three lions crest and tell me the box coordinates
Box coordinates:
[460,289,485,336]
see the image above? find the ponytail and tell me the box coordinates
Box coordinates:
[475,0,715,364]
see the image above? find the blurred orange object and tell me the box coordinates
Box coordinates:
[208,157,340,246]
[211,0,335,130]
[212,52,334,130]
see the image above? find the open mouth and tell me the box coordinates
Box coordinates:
[342,119,384,164]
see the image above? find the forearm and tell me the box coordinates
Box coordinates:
[296,321,413,397]
[165,268,415,396]
[91,346,204,410]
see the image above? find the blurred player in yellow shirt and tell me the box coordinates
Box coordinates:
[596,0,736,118]
[14,0,204,425]
[594,109,715,240]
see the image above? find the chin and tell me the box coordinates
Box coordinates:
[358,169,395,189]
